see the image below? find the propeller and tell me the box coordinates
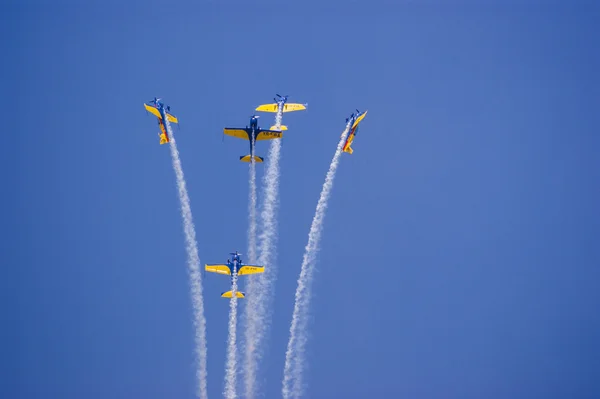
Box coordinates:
[275,94,289,103]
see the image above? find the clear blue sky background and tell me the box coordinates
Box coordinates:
[4,1,600,398]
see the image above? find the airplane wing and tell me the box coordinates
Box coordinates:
[238,265,265,275]
[144,103,162,119]
[343,111,367,154]
[222,291,245,298]
[205,264,232,275]
[224,128,251,140]
[255,103,307,113]
[283,103,307,112]
[256,130,283,141]
[166,112,178,124]
[351,110,368,130]
[255,103,278,112]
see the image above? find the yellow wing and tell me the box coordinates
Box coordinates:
[238,265,265,275]
[205,264,232,275]
[144,103,162,119]
[144,104,178,123]
[255,103,278,112]
[166,113,178,124]
[221,291,245,298]
[352,110,368,130]
[224,128,250,140]
[283,103,307,112]
[256,130,283,141]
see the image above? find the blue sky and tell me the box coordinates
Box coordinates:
[4,1,600,398]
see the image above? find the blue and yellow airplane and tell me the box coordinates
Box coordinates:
[223,115,283,163]
[143,97,179,145]
[255,94,307,130]
[342,110,368,154]
[205,251,264,298]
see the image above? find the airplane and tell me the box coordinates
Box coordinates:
[205,251,265,298]
[342,109,368,154]
[255,94,307,130]
[143,97,179,145]
[223,115,283,163]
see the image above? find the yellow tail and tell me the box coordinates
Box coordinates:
[270,125,288,131]
[159,133,169,145]
[221,291,245,298]
[240,155,264,163]
[343,145,353,154]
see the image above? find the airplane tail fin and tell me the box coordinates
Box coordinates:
[159,133,169,145]
[221,291,245,298]
[240,155,264,163]
[270,125,288,131]
[343,145,353,154]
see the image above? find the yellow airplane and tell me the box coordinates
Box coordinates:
[255,94,307,130]
[143,97,179,145]
[205,251,264,298]
[224,115,282,163]
[342,110,368,154]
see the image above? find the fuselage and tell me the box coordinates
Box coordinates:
[228,255,244,286]
[248,117,260,155]
[227,260,238,285]
[157,104,168,134]
[342,114,359,150]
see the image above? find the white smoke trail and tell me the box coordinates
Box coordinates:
[248,152,258,264]
[243,108,284,399]
[165,118,208,399]
[281,121,352,399]
[224,273,239,399]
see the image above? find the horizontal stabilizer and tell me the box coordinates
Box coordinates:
[270,125,288,131]
[221,291,245,298]
[159,133,169,145]
[342,133,355,154]
[240,155,264,163]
